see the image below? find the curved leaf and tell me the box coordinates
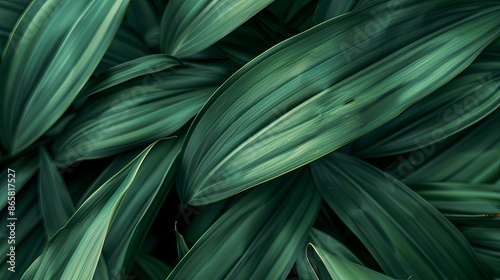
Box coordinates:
[0,0,129,155]
[0,0,30,55]
[401,110,499,185]
[179,0,500,205]
[38,148,74,238]
[411,182,500,214]
[313,0,371,24]
[310,152,490,279]
[0,153,38,211]
[53,63,231,164]
[21,138,178,280]
[86,54,182,96]
[167,168,321,279]
[160,0,274,57]
[353,46,500,156]
[306,244,394,280]
[131,253,172,280]
[103,137,182,278]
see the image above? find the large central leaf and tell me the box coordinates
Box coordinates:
[178,0,500,205]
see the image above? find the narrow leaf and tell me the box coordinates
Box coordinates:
[167,168,321,279]
[38,148,74,238]
[311,152,490,279]
[21,139,178,280]
[306,244,394,280]
[160,0,274,57]
[0,0,129,155]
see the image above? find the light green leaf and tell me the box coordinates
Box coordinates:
[311,152,490,279]
[411,182,500,214]
[103,137,182,278]
[0,0,130,155]
[306,244,394,280]
[86,54,182,96]
[160,0,274,57]
[353,46,500,157]
[21,138,178,280]
[167,168,321,279]
[38,148,74,238]
[53,63,231,164]
[178,0,500,205]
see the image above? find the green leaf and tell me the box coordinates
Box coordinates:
[178,0,500,205]
[0,0,30,55]
[85,54,182,96]
[131,253,172,280]
[38,148,74,238]
[310,152,490,279]
[411,182,500,214]
[0,0,130,155]
[449,215,500,277]
[21,138,178,280]
[306,244,394,280]
[103,137,182,278]
[353,46,500,157]
[0,153,38,211]
[160,0,274,57]
[95,23,151,76]
[296,229,362,280]
[175,223,190,260]
[0,227,45,279]
[313,0,371,24]
[401,110,499,185]
[167,168,321,279]
[53,63,231,164]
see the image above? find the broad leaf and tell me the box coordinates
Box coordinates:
[0,0,129,155]
[178,0,500,205]
[0,0,30,55]
[167,168,321,279]
[311,152,490,279]
[131,253,172,280]
[160,0,274,57]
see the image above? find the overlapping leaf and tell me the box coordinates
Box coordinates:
[400,110,499,184]
[0,0,129,155]
[178,0,500,205]
[0,154,38,210]
[53,63,232,164]
[353,44,500,156]
[306,244,394,280]
[0,0,30,56]
[296,229,362,280]
[310,152,490,279]
[21,138,179,280]
[167,168,321,279]
[160,0,274,57]
[411,182,500,214]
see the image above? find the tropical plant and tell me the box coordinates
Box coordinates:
[0,0,498,279]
